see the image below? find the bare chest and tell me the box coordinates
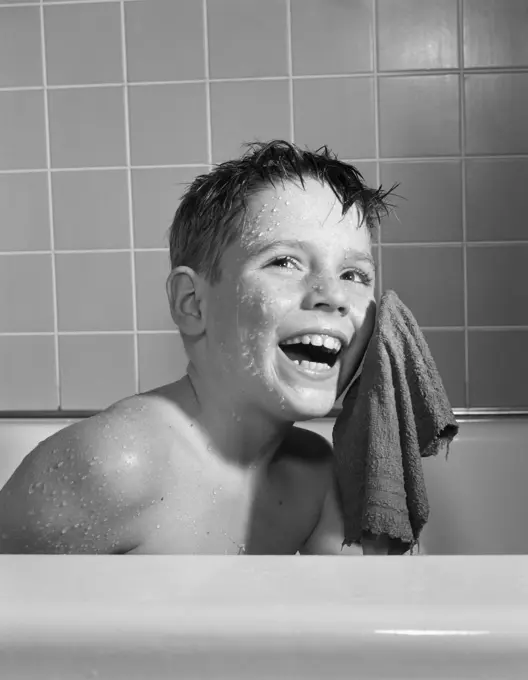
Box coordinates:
[129,457,324,555]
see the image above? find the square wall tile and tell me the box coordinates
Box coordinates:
[59,334,136,410]
[0,173,50,251]
[129,84,207,166]
[55,252,133,331]
[293,77,375,159]
[0,254,54,332]
[468,330,528,408]
[0,91,46,170]
[380,161,462,243]
[0,7,42,87]
[465,74,528,155]
[0,336,58,410]
[132,166,208,249]
[44,3,122,85]
[422,329,466,408]
[378,75,460,158]
[125,0,204,82]
[52,170,130,250]
[210,80,290,163]
[208,0,287,78]
[138,332,188,392]
[377,0,458,71]
[291,0,373,75]
[464,0,528,68]
[466,159,528,242]
[48,87,126,168]
[346,160,378,188]
[381,245,464,326]
[467,245,528,326]
[135,251,174,331]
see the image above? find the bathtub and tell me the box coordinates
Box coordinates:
[1,415,528,555]
[1,417,528,679]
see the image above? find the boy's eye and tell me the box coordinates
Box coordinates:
[341,269,373,286]
[268,256,299,270]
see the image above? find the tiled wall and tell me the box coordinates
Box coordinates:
[1,0,527,413]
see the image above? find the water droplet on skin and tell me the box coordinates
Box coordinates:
[285,201,290,205]
[156,524,161,530]
[28,484,35,495]
[60,528,68,535]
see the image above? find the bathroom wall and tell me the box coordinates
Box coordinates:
[1,0,527,413]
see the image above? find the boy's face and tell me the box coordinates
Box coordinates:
[203,177,376,420]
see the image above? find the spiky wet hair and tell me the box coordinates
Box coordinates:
[169,140,396,283]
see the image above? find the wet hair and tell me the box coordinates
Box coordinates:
[169,140,396,283]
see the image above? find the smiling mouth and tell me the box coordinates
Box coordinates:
[278,335,343,372]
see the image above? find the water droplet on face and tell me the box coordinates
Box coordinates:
[60,528,68,535]
[156,524,161,530]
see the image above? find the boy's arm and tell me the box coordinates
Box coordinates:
[0,416,160,554]
[300,469,400,556]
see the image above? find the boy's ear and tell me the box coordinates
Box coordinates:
[166,266,207,336]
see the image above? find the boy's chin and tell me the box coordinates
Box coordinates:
[277,388,337,421]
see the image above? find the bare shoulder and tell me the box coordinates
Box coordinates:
[0,393,181,554]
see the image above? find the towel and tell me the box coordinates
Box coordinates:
[332,290,459,554]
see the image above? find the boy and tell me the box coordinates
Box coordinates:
[0,140,396,555]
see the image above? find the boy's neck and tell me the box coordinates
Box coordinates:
[176,373,294,469]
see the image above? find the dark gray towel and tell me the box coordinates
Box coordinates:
[332,290,459,554]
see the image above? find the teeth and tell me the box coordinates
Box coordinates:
[293,360,332,371]
[282,334,342,352]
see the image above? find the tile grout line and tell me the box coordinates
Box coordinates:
[4,241,528,257]
[0,239,528,258]
[2,153,528,177]
[202,0,213,168]
[3,68,528,89]
[458,0,471,410]
[372,0,382,294]
[2,326,525,338]
[119,0,140,395]
[39,0,61,410]
[286,0,295,142]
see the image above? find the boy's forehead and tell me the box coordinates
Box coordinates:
[245,177,361,229]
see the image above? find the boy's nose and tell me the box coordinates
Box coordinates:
[302,277,350,316]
